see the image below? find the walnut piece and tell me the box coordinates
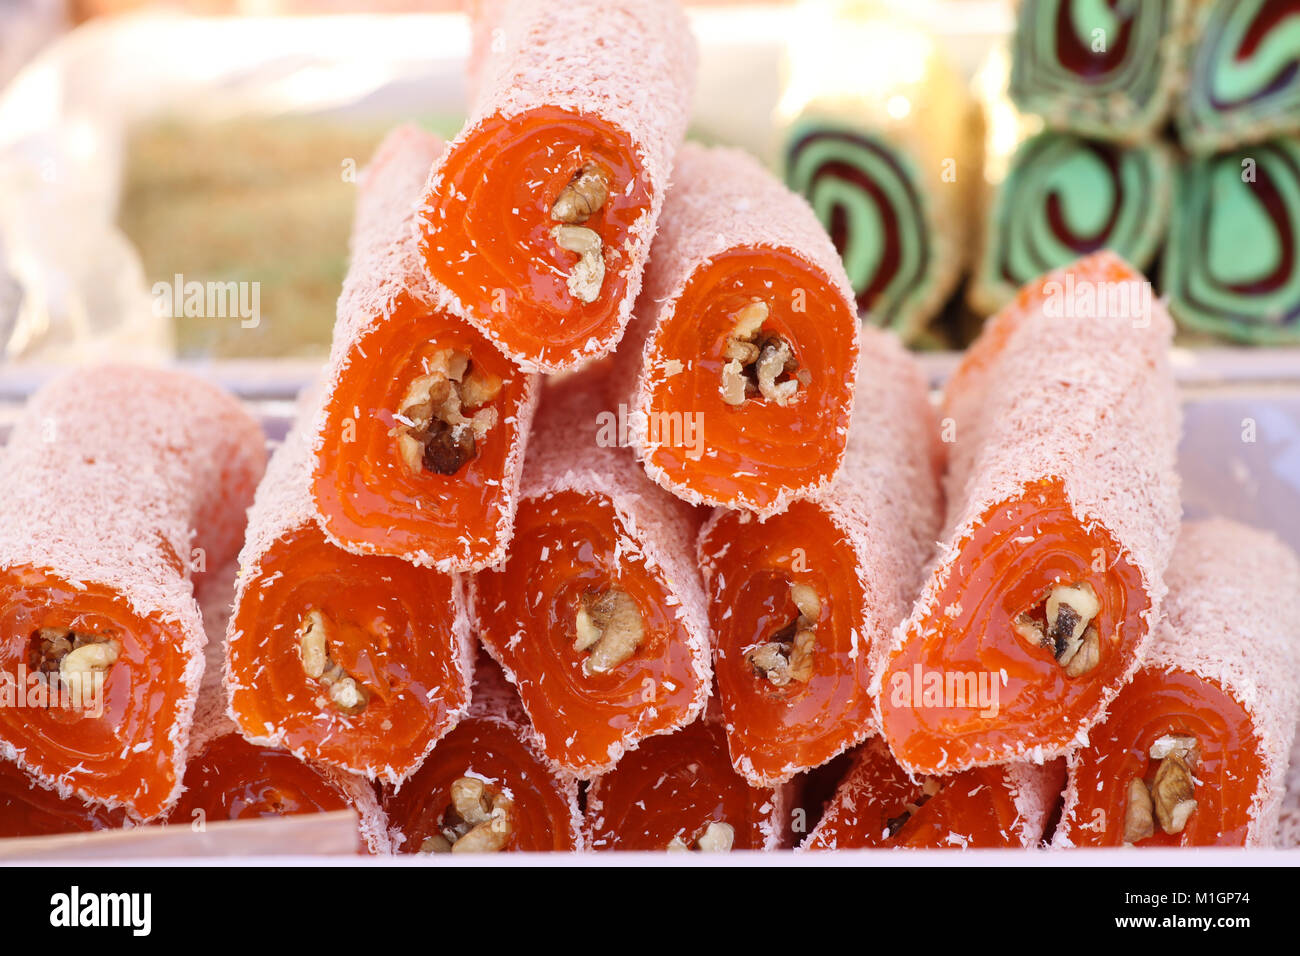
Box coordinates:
[719,300,803,407]
[1015,581,1102,676]
[748,580,820,687]
[667,821,735,853]
[392,349,501,477]
[573,588,645,676]
[296,609,369,715]
[1122,777,1155,844]
[551,224,605,304]
[31,627,120,705]
[1122,735,1200,843]
[550,162,610,224]
[419,776,514,854]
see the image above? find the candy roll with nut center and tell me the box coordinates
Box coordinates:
[1053,519,1300,848]
[697,327,942,787]
[178,562,391,852]
[621,141,861,520]
[311,125,538,573]
[1008,0,1190,143]
[1178,0,1300,154]
[0,366,265,821]
[876,251,1182,776]
[381,654,583,854]
[585,714,792,852]
[802,737,1065,850]
[227,396,473,785]
[472,367,712,780]
[778,4,977,341]
[417,0,697,373]
[968,47,1172,316]
[1163,138,1300,345]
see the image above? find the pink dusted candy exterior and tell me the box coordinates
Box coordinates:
[877,251,1182,773]
[1054,519,1300,848]
[1277,720,1300,848]
[697,327,941,786]
[309,124,539,572]
[226,394,475,786]
[470,370,713,779]
[0,366,265,820]
[418,0,697,373]
[624,141,862,519]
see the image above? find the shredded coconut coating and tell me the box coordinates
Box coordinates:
[878,252,1182,772]
[698,327,942,784]
[226,393,475,786]
[470,368,712,779]
[1277,718,1300,848]
[0,365,265,819]
[419,0,698,372]
[623,141,862,518]
[310,124,539,572]
[1055,519,1300,848]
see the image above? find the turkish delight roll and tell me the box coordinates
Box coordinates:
[1054,519,1300,848]
[227,397,472,785]
[1008,0,1189,142]
[779,4,977,340]
[1163,139,1300,345]
[381,655,583,854]
[696,328,941,786]
[877,252,1182,776]
[473,367,711,779]
[417,0,697,373]
[803,737,1064,850]
[585,715,791,852]
[624,142,861,519]
[1179,0,1300,154]
[0,366,265,820]
[312,125,538,573]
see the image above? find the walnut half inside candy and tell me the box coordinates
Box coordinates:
[392,349,502,477]
[573,587,645,676]
[296,609,369,715]
[747,581,820,688]
[719,300,808,407]
[1122,734,1200,844]
[419,776,514,854]
[1013,581,1101,677]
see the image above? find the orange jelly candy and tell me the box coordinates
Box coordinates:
[879,478,1148,773]
[419,108,653,371]
[0,758,125,838]
[474,490,707,777]
[312,297,534,571]
[699,501,872,785]
[227,523,468,780]
[1063,668,1263,847]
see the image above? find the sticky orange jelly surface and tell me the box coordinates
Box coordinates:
[0,758,126,838]
[699,502,872,783]
[169,733,350,824]
[0,565,190,820]
[806,739,1026,850]
[586,719,776,851]
[1066,668,1263,847]
[474,491,705,777]
[879,478,1148,773]
[313,298,530,567]
[420,107,652,369]
[228,523,467,775]
[642,247,857,511]
[382,713,578,853]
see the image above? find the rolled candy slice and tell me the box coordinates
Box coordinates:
[586,716,791,852]
[1278,718,1300,848]
[1179,0,1300,154]
[1163,139,1300,345]
[0,760,126,839]
[697,328,942,786]
[877,252,1182,775]
[417,0,697,373]
[803,737,1065,850]
[968,119,1173,315]
[472,369,712,778]
[382,655,583,854]
[1008,0,1190,142]
[623,142,860,519]
[312,126,538,572]
[0,366,265,820]
[1054,520,1300,848]
[779,7,976,341]
[227,399,473,784]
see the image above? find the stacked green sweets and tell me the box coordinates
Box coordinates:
[976,0,1300,345]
